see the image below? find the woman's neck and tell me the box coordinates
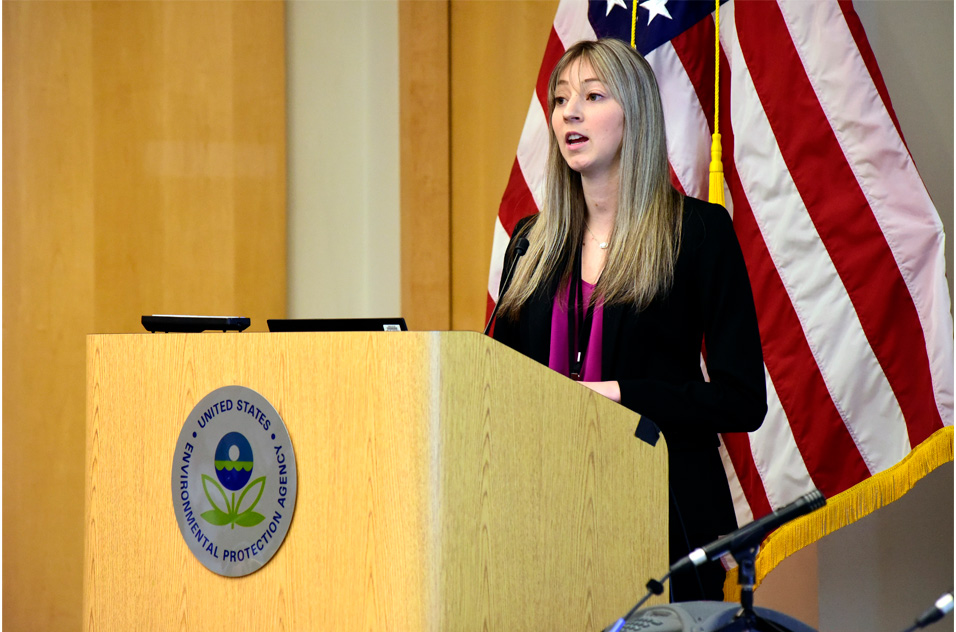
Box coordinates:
[581,173,618,233]
[579,172,618,285]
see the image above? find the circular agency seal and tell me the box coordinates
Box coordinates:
[171,385,297,577]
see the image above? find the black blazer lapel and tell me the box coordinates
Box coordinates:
[522,290,554,366]
[601,302,629,378]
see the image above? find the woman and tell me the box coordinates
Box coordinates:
[491,38,767,602]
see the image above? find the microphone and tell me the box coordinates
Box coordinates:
[670,489,826,576]
[605,490,824,632]
[483,237,530,336]
[903,592,954,631]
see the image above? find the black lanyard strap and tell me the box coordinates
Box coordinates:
[568,250,596,381]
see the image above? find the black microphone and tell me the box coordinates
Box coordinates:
[483,237,529,336]
[670,489,826,576]
[902,592,954,632]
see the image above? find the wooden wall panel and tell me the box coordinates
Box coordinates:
[449,0,558,331]
[87,1,286,331]
[400,1,451,331]
[2,3,96,628]
[399,0,557,332]
[2,2,286,629]
[231,4,287,316]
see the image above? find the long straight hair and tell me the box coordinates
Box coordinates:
[498,38,683,317]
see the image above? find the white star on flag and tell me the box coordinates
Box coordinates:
[640,0,672,23]
[606,0,627,17]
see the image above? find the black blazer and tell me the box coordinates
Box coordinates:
[492,196,767,600]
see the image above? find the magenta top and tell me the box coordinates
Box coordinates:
[548,280,604,381]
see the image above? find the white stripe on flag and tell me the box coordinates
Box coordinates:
[778,0,955,426]
[718,436,754,527]
[554,0,596,48]
[727,15,912,472]
[751,369,817,509]
[488,217,510,300]
[516,96,550,209]
[647,43,711,200]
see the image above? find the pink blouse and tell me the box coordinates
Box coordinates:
[548,280,604,381]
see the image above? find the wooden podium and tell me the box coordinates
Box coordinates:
[84,331,667,631]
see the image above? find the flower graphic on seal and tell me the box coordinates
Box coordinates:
[201,432,266,529]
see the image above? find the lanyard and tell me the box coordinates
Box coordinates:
[568,250,596,381]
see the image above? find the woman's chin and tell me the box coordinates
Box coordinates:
[564,157,592,175]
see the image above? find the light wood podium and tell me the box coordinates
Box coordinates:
[85,331,667,631]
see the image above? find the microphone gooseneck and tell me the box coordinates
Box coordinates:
[670,489,826,577]
[483,237,530,336]
[901,592,954,632]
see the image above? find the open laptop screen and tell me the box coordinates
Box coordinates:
[266,318,407,333]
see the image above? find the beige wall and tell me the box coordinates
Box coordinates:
[286,0,401,321]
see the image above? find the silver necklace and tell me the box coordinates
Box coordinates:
[585,223,609,249]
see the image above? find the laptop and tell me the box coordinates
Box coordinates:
[267,318,407,333]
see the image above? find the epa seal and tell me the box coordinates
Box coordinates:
[171,385,297,577]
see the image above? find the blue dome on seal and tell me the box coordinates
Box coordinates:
[214,431,253,490]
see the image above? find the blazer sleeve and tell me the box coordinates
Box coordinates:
[618,203,767,438]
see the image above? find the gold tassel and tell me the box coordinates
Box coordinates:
[709,133,725,205]
[709,0,724,206]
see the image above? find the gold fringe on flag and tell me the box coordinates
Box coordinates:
[709,0,724,206]
[723,425,955,600]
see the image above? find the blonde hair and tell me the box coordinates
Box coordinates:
[498,38,682,317]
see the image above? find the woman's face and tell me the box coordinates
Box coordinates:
[551,58,625,182]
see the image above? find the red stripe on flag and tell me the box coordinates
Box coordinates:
[497,158,539,235]
[729,162,872,497]
[737,2,943,446]
[837,0,906,145]
[670,23,872,497]
[669,162,686,195]
[721,431,773,517]
[535,28,567,115]
[667,19,713,117]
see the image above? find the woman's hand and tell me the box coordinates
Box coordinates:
[580,380,621,402]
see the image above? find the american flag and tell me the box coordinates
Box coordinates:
[487,0,954,582]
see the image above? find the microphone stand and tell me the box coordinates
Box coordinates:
[605,548,813,632]
[714,545,790,632]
